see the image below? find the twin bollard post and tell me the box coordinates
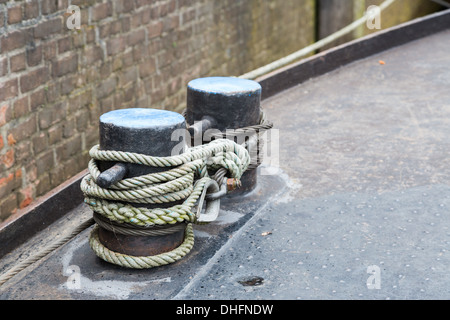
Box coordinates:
[82,77,268,268]
[96,108,188,256]
[186,77,262,194]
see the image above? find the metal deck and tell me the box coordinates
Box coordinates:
[0,10,449,300]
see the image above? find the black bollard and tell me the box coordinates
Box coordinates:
[95,108,188,257]
[185,77,262,195]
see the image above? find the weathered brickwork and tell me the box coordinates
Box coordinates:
[0,0,440,221]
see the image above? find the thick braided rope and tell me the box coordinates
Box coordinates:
[81,138,250,268]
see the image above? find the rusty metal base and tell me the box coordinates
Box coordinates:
[97,225,186,257]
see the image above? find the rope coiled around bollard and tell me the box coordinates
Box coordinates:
[81,138,251,269]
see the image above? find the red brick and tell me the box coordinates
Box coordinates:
[20,67,49,93]
[24,165,36,186]
[44,82,60,103]
[35,173,51,196]
[116,0,135,13]
[32,132,47,154]
[119,66,137,87]
[0,57,7,76]
[83,45,103,65]
[134,0,150,8]
[139,58,156,78]
[0,79,18,101]
[106,36,126,56]
[18,185,34,209]
[45,0,67,13]
[57,37,72,54]
[1,149,15,169]
[182,8,196,24]
[72,31,85,49]
[0,9,4,28]
[48,124,62,144]
[60,75,76,95]
[91,2,113,22]
[99,20,121,38]
[34,17,63,39]
[0,104,12,127]
[62,117,75,138]
[163,14,180,31]
[7,133,16,146]
[140,8,152,25]
[121,16,131,32]
[41,0,58,15]
[132,11,145,30]
[13,96,29,119]
[36,150,54,177]
[27,45,42,67]
[76,110,89,131]
[86,27,96,44]
[0,172,14,189]
[38,102,66,129]
[15,168,22,179]
[49,166,65,187]
[30,89,45,110]
[95,76,116,99]
[7,5,22,24]
[148,21,163,39]
[15,140,32,163]
[168,0,176,13]
[59,135,81,160]
[9,114,37,143]
[0,194,18,219]
[43,41,57,60]
[127,29,146,47]
[24,0,39,20]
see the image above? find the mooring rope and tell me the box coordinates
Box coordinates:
[81,138,251,268]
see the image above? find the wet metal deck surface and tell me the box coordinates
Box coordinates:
[0,27,450,300]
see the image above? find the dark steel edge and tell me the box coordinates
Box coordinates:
[0,170,87,259]
[257,9,450,99]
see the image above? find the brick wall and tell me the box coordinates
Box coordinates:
[0,0,316,221]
